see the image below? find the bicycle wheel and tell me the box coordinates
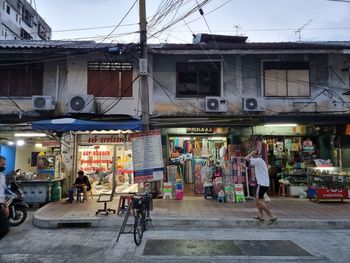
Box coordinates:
[142,209,149,231]
[133,213,144,246]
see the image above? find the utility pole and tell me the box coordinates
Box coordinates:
[139,0,150,130]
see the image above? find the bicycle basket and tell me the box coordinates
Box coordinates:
[141,195,152,210]
[132,197,143,209]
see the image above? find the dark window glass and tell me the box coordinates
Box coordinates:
[176,62,221,97]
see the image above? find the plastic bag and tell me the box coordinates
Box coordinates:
[264,193,271,203]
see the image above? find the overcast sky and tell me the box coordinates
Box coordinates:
[34,0,350,43]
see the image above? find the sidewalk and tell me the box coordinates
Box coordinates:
[33,195,350,230]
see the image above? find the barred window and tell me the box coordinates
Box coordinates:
[88,61,133,97]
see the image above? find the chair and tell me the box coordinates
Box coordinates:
[95,179,116,215]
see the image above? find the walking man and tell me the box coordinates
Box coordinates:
[245,149,277,223]
[0,155,10,239]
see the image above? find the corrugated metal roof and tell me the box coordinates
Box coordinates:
[0,40,124,49]
[150,41,350,51]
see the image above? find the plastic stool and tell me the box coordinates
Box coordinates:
[117,195,132,215]
[217,196,225,203]
[278,183,289,197]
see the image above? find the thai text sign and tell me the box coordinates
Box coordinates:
[130,130,164,183]
[78,134,128,145]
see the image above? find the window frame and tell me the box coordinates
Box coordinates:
[263,61,310,98]
[176,60,223,98]
[87,61,133,98]
[0,62,44,97]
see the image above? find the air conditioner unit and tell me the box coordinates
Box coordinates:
[32,95,55,110]
[243,98,265,112]
[205,97,227,112]
[68,94,95,114]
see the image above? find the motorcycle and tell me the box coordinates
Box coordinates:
[5,182,29,226]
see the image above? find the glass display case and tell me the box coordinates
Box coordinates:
[307,167,350,201]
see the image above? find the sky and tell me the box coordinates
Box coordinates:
[34,0,350,44]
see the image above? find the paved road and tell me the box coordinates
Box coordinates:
[0,210,349,263]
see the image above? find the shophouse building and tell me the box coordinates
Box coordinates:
[148,35,350,200]
[0,40,142,203]
[0,36,350,203]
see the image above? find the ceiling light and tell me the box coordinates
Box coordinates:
[35,143,43,147]
[264,124,297,127]
[14,133,47,137]
[7,141,15,146]
[16,140,25,146]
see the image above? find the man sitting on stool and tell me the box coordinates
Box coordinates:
[73,170,91,202]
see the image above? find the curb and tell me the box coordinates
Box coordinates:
[32,213,350,230]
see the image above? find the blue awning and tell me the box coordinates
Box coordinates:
[32,118,142,132]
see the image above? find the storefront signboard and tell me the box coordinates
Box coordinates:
[78,134,128,145]
[42,140,60,147]
[316,188,348,199]
[130,130,164,183]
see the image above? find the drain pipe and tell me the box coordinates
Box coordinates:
[55,64,60,115]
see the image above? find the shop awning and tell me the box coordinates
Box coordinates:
[32,118,142,132]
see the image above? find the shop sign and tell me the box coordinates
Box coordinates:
[42,140,60,147]
[316,188,347,199]
[187,128,214,133]
[130,130,164,183]
[78,134,128,145]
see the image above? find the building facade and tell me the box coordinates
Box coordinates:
[0,0,51,40]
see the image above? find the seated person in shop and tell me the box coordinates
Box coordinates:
[73,170,91,201]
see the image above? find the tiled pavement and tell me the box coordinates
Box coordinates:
[33,195,350,229]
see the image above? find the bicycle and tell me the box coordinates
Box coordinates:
[131,192,152,246]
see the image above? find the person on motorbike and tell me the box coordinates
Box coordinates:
[0,155,9,240]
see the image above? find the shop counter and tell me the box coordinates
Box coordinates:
[16,179,65,204]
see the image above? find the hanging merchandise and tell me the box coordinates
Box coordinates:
[219,145,227,159]
[274,142,284,155]
[291,143,300,152]
[202,138,210,157]
[193,157,207,194]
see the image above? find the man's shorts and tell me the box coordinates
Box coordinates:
[256,184,269,199]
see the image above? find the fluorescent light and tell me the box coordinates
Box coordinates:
[264,124,297,127]
[35,143,43,147]
[14,133,47,137]
[16,140,25,146]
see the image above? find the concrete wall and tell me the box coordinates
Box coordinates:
[0,53,141,117]
[66,55,141,117]
[152,53,350,116]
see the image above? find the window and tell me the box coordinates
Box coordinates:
[176,62,221,97]
[22,8,33,27]
[87,61,133,97]
[264,61,310,97]
[0,63,43,96]
[6,4,10,14]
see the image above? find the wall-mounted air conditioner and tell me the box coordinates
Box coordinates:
[32,95,55,110]
[205,97,227,112]
[243,98,265,112]
[68,94,95,114]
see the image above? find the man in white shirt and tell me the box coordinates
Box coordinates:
[245,149,277,223]
[0,155,10,239]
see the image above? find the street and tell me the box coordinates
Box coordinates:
[0,210,349,263]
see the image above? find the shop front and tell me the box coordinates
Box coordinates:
[75,133,137,195]
[160,124,349,203]
[0,132,65,204]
